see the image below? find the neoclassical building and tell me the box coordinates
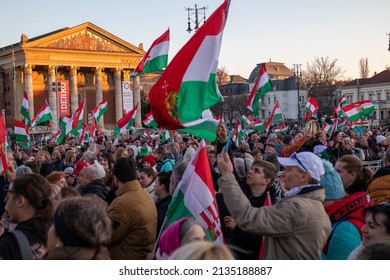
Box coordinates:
[0,22,150,135]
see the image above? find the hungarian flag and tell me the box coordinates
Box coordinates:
[132,29,170,76]
[338,94,347,107]
[143,112,158,128]
[31,100,53,128]
[249,120,265,132]
[0,114,8,175]
[149,0,230,142]
[14,119,31,144]
[240,115,252,127]
[342,100,374,122]
[322,122,333,135]
[165,140,224,244]
[72,99,85,132]
[161,130,174,143]
[265,101,283,131]
[234,119,246,146]
[259,191,272,260]
[92,100,107,122]
[114,103,138,136]
[351,121,368,131]
[333,105,344,118]
[53,129,65,145]
[77,123,87,145]
[274,125,288,134]
[20,91,31,127]
[89,117,101,141]
[303,97,319,121]
[246,64,272,116]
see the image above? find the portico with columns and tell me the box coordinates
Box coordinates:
[0,22,146,134]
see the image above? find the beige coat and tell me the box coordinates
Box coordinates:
[218,173,331,260]
[107,180,157,259]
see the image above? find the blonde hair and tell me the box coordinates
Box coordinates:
[169,241,235,260]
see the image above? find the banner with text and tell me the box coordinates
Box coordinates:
[122,81,134,114]
[58,80,70,117]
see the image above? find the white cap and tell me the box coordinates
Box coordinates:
[278,152,325,182]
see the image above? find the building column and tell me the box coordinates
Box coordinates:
[70,66,79,115]
[24,65,34,122]
[48,66,58,131]
[114,68,123,123]
[95,67,103,128]
[133,75,142,128]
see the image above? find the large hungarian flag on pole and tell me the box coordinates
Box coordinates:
[14,119,31,145]
[149,0,230,142]
[132,29,170,76]
[92,100,107,122]
[114,103,138,136]
[20,91,31,127]
[246,64,272,116]
[303,97,319,121]
[31,100,53,128]
[342,100,374,122]
[165,140,224,244]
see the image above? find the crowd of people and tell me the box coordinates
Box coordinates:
[0,122,390,260]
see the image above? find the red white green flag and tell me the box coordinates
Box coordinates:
[342,100,374,122]
[14,119,31,145]
[303,97,319,121]
[132,29,170,76]
[246,64,272,116]
[338,94,347,107]
[92,100,107,122]
[234,119,246,146]
[149,0,230,142]
[322,122,333,135]
[249,120,265,132]
[274,125,289,134]
[89,117,101,142]
[143,112,158,128]
[265,101,283,131]
[0,114,8,175]
[240,115,252,127]
[114,103,138,136]
[31,100,53,128]
[20,91,31,127]
[165,140,224,244]
[351,121,368,131]
[161,130,174,143]
[71,99,85,132]
[78,123,87,145]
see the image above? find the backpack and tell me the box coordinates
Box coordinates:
[11,230,36,260]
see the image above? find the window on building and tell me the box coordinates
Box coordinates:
[388,111,390,119]
[380,111,384,119]
[273,96,277,103]
[368,92,373,101]
[377,91,382,101]
[360,94,364,101]
[373,111,377,120]
[268,97,271,105]
[386,92,390,101]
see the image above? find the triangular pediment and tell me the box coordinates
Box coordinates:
[22,22,144,55]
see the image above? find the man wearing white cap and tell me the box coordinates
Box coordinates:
[217,145,331,259]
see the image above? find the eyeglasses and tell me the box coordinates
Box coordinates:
[291,153,308,172]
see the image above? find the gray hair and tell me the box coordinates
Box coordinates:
[82,151,97,163]
[16,165,33,177]
[233,157,253,179]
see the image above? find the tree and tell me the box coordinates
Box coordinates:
[304,56,343,85]
[304,56,344,116]
[359,58,369,78]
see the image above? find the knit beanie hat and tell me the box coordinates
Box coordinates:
[320,160,345,200]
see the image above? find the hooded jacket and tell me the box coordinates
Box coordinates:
[80,179,108,201]
[367,165,390,203]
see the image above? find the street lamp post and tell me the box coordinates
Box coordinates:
[54,65,63,129]
[185,4,208,33]
[293,64,302,127]
[387,33,390,52]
